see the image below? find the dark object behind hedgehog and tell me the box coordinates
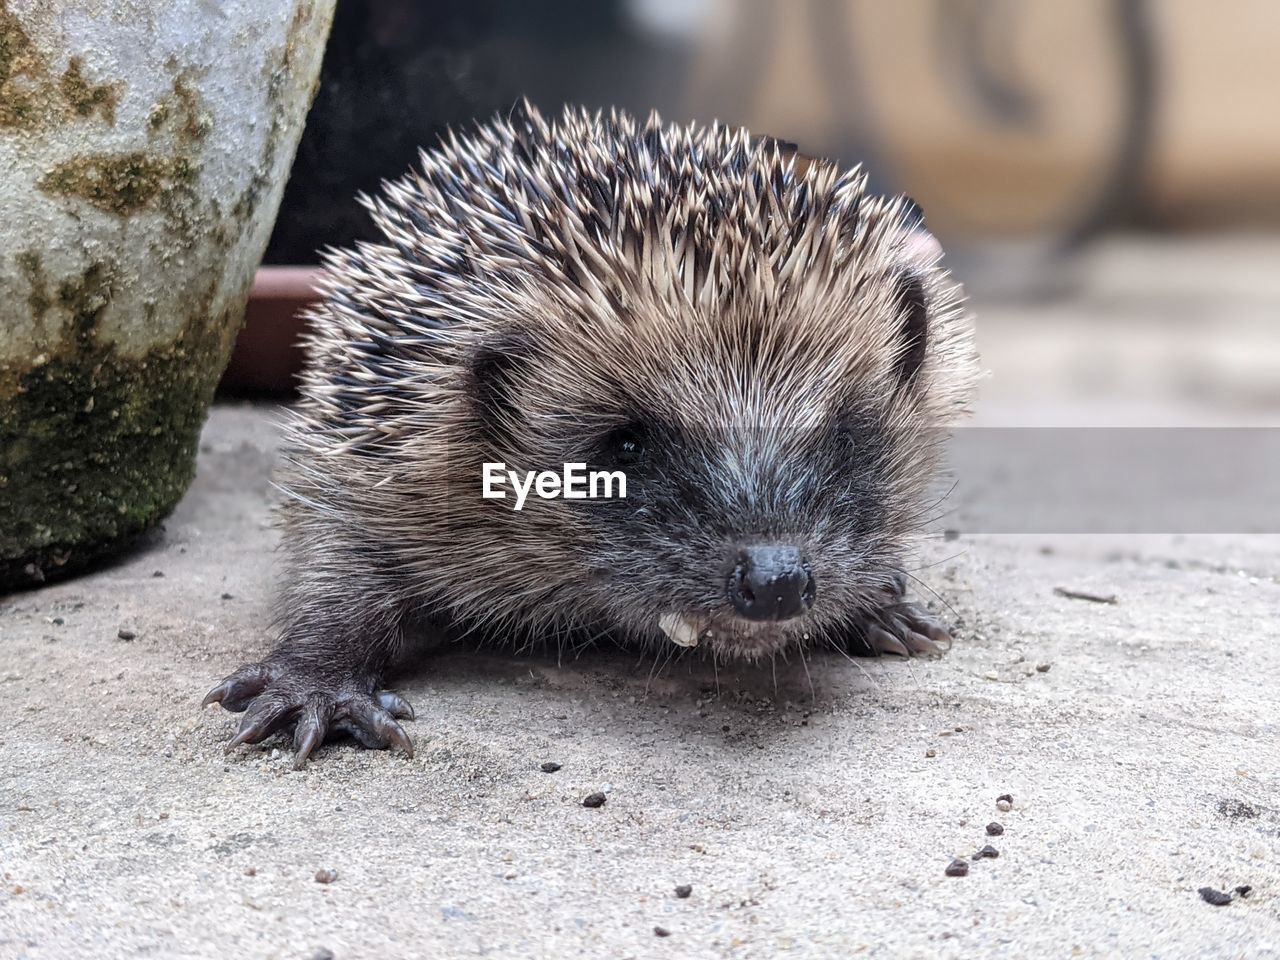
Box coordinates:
[205,102,978,764]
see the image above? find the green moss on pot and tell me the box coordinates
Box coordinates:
[0,259,240,589]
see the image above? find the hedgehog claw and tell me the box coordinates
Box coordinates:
[902,629,945,656]
[292,721,326,768]
[384,719,415,759]
[851,597,953,659]
[202,663,274,711]
[867,625,910,657]
[334,700,414,757]
[202,681,233,709]
[225,691,300,751]
[291,693,336,766]
[376,689,415,720]
[205,659,416,764]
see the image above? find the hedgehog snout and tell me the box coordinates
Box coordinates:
[725,544,816,621]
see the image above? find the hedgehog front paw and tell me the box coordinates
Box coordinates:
[850,577,954,658]
[202,659,415,766]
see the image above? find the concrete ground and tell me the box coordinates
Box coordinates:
[2,237,1279,958]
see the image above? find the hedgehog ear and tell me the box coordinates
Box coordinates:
[901,234,941,273]
[890,222,941,387]
[891,268,929,387]
[468,332,537,450]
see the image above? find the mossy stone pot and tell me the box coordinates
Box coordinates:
[0,0,334,589]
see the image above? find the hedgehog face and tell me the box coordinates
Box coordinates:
[558,411,911,663]
[463,267,946,661]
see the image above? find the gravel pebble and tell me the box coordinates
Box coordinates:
[540,761,562,773]
[986,822,1004,836]
[975,844,999,859]
[314,868,338,884]
[1198,886,1232,906]
[944,859,969,877]
[996,794,1014,812]
[582,792,607,808]
[654,926,671,937]
[117,629,136,641]
[674,884,692,899]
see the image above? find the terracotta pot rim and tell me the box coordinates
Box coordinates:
[250,264,324,299]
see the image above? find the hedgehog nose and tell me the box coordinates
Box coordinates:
[727,545,816,621]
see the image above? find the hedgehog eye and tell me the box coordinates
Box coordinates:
[601,424,647,467]
[834,414,884,458]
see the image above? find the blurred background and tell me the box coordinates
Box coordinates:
[233,0,1280,426]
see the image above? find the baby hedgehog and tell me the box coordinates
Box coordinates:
[204,101,977,764]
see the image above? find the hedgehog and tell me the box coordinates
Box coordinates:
[203,101,978,765]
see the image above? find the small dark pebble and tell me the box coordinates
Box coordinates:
[945,859,969,877]
[117,629,136,641]
[51,617,64,626]
[1198,886,1233,906]
[943,529,960,541]
[654,927,671,938]
[975,844,999,859]
[582,792,607,808]
[1235,885,1252,898]
[221,592,234,601]
[1216,799,1259,820]
[674,884,692,899]
[986,822,1004,836]
[996,793,1013,803]
[312,950,336,960]
[244,866,257,877]
[152,570,164,578]
[540,761,562,773]
[314,868,338,884]
[1035,662,1051,673]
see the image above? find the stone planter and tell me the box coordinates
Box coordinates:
[0,0,335,589]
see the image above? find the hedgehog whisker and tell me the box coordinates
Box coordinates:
[901,562,964,622]
[798,643,816,704]
[820,633,881,690]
